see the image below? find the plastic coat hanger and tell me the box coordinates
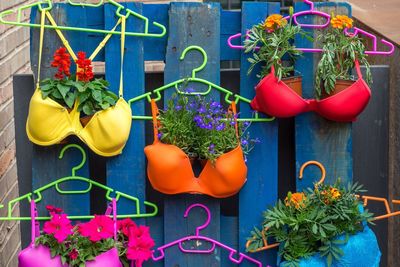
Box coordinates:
[128,45,274,122]
[0,144,158,221]
[227,0,394,56]
[0,0,166,37]
[246,160,400,252]
[152,203,268,266]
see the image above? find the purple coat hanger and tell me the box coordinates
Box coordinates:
[227,0,394,56]
[152,203,270,267]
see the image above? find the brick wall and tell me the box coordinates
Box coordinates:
[0,0,35,266]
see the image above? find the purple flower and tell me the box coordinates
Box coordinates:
[243,121,250,128]
[198,105,206,114]
[157,133,163,139]
[175,105,182,111]
[216,123,225,131]
[230,120,236,126]
[241,139,249,146]
[208,144,215,153]
[185,87,195,93]
[194,115,203,123]
[206,114,212,119]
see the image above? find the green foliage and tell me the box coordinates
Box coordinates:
[244,18,312,81]
[315,27,372,99]
[40,78,77,109]
[36,227,115,267]
[247,180,373,267]
[75,78,118,116]
[39,77,118,116]
[158,91,259,163]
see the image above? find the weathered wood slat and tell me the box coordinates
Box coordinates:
[238,2,280,266]
[30,7,90,217]
[295,2,353,191]
[163,3,221,267]
[104,3,146,221]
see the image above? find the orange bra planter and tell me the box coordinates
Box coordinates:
[144,99,247,198]
[250,60,371,122]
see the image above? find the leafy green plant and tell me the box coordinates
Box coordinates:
[247,180,373,267]
[315,15,372,98]
[244,12,312,81]
[158,89,260,163]
[75,78,118,116]
[40,78,77,109]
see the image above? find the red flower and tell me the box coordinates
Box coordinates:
[126,225,154,267]
[69,249,79,260]
[118,218,137,237]
[127,235,155,267]
[51,47,71,80]
[43,213,73,243]
[76,51,94,82]
[46,205,63,214]
[78,215,114,242]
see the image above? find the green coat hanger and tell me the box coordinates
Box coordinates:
[0,0,166,37]
[128,45,274,122]
[0,144,158,221]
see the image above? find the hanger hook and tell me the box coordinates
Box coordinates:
[59,144,87,177]
[304,0,314,10]
[179,46,208,79]
[299,161,326,187]
[184,203,211,236]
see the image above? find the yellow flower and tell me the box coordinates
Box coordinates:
[330,187,341,199]
[331,15,353,29]
[263,14,287,31]
[285,192,306,209]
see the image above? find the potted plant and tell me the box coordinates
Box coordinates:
[73,51,119,127]
[247,180,381,267]
[34,206,154,267]
[157,90,260,164]
[315,14,372,99]
[244,10,312,96]
[39,47,77,110]
[39,48,119,127]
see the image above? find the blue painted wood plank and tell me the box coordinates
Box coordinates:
[294,2,353,191]
[220,10,241,61]
[30,8,90,216]
[238,2,280,267]
[104,3,146,222]
[163,3,221,267]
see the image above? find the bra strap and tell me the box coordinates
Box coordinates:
[36,10,46,89]
[229,101,239,139]
[119,16,126,98]
[151,99,160,142]
[354,60,363,79]
[30,200,39,246]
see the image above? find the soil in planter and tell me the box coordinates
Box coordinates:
[282,76,302,96]
[80,115,94,127]
[321,79,355,99]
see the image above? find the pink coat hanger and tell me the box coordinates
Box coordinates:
[152,203,270,267]
[227,0,394,56]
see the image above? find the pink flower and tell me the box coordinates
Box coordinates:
[126,236,155,267]
[78,215,114,242]
[46,205,63,214]
[43,213,73,243]
[129,225,151,239]
[118,218,137,237]
[69,249,79,260]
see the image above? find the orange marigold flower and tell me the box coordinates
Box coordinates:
[263,14,287,31]
[76,51,94,82]
[285,192,306,209]
[330,187,341,199]
[331,15,353,30]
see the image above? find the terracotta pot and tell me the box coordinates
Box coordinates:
[282,76,302,96]
[321,79,355,99]
[80,115,93,127]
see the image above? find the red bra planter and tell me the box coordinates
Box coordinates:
[250,60,371,122]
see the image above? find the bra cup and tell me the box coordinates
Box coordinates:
[18,245,67,267]
[80,98,132,157]
[252,74,308,118]
[26,89,73,145]
[199,146,247,198]
[145,143,195,194]
[316,80,371,122]
[85,248,122,267]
